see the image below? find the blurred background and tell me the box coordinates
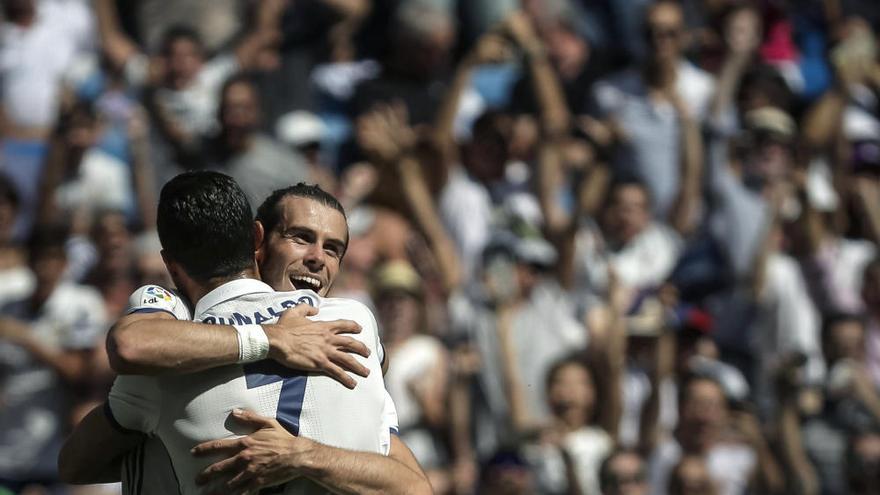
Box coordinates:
[0,0,879,493]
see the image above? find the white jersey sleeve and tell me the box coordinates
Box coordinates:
[126,285,192,320]
[106,286,189,435]
[106,375,160,434]
[380,390,400,456]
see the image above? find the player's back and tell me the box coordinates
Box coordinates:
[156,281,388,494]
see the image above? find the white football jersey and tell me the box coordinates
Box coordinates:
[108,280,396,495]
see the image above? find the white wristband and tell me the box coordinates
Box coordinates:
[234,324,270,363]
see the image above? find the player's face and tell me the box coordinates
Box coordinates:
[258,197,348,296]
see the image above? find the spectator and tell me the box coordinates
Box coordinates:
[83,210,136,318]
[478,448,536,495]
[847,430,880,495]
[93,0,284,175]
[647,375,783,495]
[373,260,450,481]
[351,1,456,125]
[526,355,616,495]
[0,0,95,138]
[449,230,589,460]
[668,455,719,495]
[592,0,715,218]
[35,100,134,235]
[571,178,683,305]
[599,449,649,495]
[0,224,107,492]
[198,73,309,208]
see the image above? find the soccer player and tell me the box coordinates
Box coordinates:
[59,173,431,494]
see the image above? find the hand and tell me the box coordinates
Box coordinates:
[192,409,314,494]
[503,10,540,50]
[264,305,370,389]
[466,33,514,66]
[730,410,763,447]
[356,101,416,165]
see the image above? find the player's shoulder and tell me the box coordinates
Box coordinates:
[320,296,376,320]
[127,285,192,320]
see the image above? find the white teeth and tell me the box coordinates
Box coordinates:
[291,275,322,289]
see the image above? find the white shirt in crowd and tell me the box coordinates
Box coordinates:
[0,0,95,129]
[649,437,756,495]
[574,220,683,296]
[527,426,613,495]
[593,61,714,217]
[383,334,446,467]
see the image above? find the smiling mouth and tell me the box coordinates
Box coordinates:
[290,274,323,292]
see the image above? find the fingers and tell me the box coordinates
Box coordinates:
[323,362,358,390]
[196,456,240,485]
[230,408,278,429]
[227,470,258,493]
[191,438,244,457]
[330,350,370,378]
[332,335,370,358]
[278,304,318,323]
[328,319,362,335]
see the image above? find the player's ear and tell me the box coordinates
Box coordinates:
[254,221,265,263]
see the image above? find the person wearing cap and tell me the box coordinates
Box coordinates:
[372,260,450,488]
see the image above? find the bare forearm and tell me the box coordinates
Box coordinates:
[710,55,750,120]
[22,339,90,384]
[301,442,432,495]
[92,0,137,67]
[59,404,142,484]
[803,89,847,149]
[779,399,819,495]
[108,319,239,374]
[398,156,461,291]
[433,59,476,150]
[527,51,569,137]
[670,115,704,235]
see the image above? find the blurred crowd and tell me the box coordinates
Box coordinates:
[1,0,880,494]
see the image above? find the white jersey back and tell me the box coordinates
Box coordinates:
[110,280,393,495]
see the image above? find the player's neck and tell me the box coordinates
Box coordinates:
[184,268,259,308]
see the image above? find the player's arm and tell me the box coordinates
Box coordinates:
[59,372,160,484]
[192,409,432,495]
[58,403,144,484]
[108,286,371,388]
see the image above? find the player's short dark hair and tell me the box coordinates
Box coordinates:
[157,171,254,282]
[255,183,348,250]
[160,24,204,57]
